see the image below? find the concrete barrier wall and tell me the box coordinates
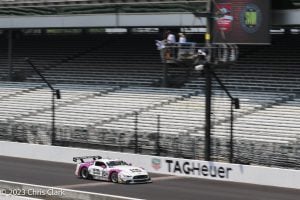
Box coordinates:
[0,141,300,189]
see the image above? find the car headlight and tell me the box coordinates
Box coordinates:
[122,174,132,178]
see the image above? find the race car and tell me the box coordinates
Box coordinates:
[73,156,152,184]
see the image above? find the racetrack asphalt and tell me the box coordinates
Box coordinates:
[0,156,299,200]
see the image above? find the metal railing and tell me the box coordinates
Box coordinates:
[158,42,239,65]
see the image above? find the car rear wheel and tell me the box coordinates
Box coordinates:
[110,172,119,183]
[80,167,90,179]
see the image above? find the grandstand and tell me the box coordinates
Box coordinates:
[0,0,300,169]
[186,34,300,92]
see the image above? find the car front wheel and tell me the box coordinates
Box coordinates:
[110,172,119,183]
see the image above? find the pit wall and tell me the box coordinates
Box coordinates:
[0,141,299,190]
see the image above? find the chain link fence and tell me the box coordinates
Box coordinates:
[1,115,299,169]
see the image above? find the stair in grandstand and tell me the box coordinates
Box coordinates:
[0,81,44,101]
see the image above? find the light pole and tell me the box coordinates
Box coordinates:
[25,58,61,145]
[194,61,240,163]
[210,70,240,163]
[229,97,240,163]
[204,63,212,161]
[156,114,161,156]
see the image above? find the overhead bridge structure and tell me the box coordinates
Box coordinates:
[0,0,209,8]
[0,0,209,28]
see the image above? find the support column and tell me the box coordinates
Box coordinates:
[156,115,161,156]
[134,112,139,153]
[8,30,13,81]
[204,64,212,161]
[229,101,234,163]
[52,91,56,145]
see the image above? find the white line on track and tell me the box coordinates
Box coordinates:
[58,182,113,189]
[0,193,42,200]
[0,179,144,200]
[57,175,182,189]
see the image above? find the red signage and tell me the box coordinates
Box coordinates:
[213,0,270,44]
[215,3,233,32]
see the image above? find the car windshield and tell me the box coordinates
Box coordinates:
[107,160,128,167]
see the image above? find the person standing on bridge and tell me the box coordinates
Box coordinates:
[166,30,176,44]
[178,33,187,43]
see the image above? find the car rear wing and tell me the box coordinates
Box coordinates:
[73,156,102,163]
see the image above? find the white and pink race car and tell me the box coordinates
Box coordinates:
[73,156,152,184]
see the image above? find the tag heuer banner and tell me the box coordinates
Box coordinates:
[212,0,270,44]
